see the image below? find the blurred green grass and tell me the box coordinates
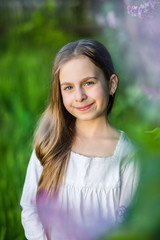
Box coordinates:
[0,45,52,239]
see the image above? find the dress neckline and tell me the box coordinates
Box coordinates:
[71,130,124,160]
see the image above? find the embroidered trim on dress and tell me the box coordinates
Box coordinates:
[116,205,127,223]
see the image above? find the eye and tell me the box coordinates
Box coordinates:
[85,81,94,86]
[64,86,73,91]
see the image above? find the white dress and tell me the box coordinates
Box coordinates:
[20,131,139,240]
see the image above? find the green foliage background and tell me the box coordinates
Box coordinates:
[0,1,160,239]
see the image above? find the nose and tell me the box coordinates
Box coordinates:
[75,87,87,102]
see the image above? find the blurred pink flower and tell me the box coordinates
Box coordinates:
[124,0,132,4]
[127,0,160,19]
[106,11,119,28]
[96,10,119,29]
[141,84,160,99]
[36,192,113,240]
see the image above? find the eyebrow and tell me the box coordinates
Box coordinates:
[60,76,98,86]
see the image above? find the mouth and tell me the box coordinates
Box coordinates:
[75,103,94,111]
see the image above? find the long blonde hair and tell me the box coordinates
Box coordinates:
[34,39,116,196]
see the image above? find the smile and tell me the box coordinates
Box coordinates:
[75,103,94,111]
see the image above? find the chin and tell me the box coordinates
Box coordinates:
[67,108,107,121]
[75,113,102,121]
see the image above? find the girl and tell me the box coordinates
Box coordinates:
[20,39,139,240]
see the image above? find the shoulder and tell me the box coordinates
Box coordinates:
[27,149,43,176]
[120,131,139,157]
[118,131,140,169]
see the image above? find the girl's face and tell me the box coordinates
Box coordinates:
[59,56,111,121]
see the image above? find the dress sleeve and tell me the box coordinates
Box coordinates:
[20,151,48,240]
[116,152,140,223]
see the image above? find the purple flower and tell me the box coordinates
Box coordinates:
[141,84,160,99]
[106,11,119,28]
[127,0,160,19]
[36,191,114,240]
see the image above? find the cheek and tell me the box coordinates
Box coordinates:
[92,87,109,103]
[61,93,72,109]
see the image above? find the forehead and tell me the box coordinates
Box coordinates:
[59,56,102,82]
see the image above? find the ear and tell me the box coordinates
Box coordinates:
[109,74,118,96]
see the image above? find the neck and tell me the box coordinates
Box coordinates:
[75,116,113,138]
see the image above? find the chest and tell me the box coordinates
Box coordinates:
[71,137,119,157]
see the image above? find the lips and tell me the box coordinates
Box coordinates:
[75,103,94,111]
